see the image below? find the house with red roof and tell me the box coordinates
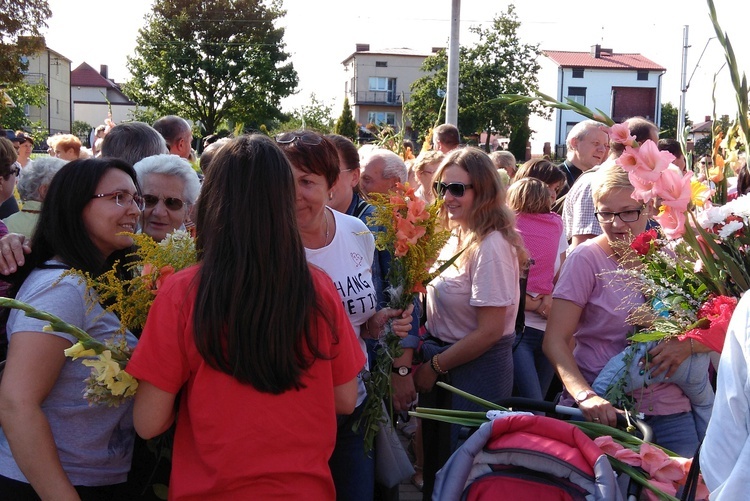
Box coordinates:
[529,44,666,157]
[71,62,137,132]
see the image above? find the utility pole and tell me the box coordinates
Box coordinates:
[678,25,689,140]
[446,0,460,126]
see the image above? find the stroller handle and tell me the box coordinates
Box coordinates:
[496,397,653,443]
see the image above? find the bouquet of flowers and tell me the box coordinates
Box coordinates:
[356,182,453,451]
[0,230,197,406]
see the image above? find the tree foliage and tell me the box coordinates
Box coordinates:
[274,93,333,134]
[0,0,50,86]
[123,0,298,135]
[660,102,691,139]
[407,5,542,149]
[334,96,358,140]
[0,79,47,134]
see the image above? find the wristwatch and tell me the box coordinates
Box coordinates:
[392,366,412,376]
[575,389,598,404]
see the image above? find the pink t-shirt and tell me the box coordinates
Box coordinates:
[427,231,520,343]
[516,212,563,295]
[553,239,690,415]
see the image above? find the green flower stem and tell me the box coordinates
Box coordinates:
[413,407,488,419]
[0,297,130,364]
[435,381,508,411]
[407,411,487,428]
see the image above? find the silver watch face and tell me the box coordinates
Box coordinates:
[397,366,409,376]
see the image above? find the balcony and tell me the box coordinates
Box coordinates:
[351,91,410,107]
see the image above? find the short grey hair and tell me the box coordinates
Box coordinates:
[566,120,608,149]
[133,154,201,204]
[366,149,407,183]
[17,157,67,201]
[489,151,516,170]
[101,122,169,166]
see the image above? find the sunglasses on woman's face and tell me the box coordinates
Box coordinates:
[275,132,323,146]
[433,181,473,198]
[142,194,186,211]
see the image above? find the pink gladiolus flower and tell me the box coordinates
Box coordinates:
[643,478,678,500]
[594,436,623,456]
[396,216,426,246]
[607,123,637,146]
[406,197,429,223]
[653,205,687,239]
[620,141,673,183]
[613,447,642,467]
[629,173,656,203]
[653,166,693,212]
[639,443,680,481]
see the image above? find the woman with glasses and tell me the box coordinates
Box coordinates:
[133,154,201,242]
[543,163,702,458]
[0,158,141,499]
[413,147,526,498]
[276,130,413,501]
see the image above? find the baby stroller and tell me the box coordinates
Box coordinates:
[432,412,623,500]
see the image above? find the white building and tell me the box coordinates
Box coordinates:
[529,45,666,157]
[71,63,137,131]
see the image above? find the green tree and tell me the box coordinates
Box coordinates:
[274,93,333,133]
[334,96,357,140]
[407,5,542,149]
[0,0,50,86]
[660,102,691,139]
[123,0,298,135]
[72,120,93,145]
[0,79,47,132]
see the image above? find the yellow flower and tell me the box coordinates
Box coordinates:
[64,342,97,360]
[690,180,711,208]
[109,371,139,397]
[82,350,121,385]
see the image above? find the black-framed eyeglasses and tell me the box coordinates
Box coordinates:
[594,207,644,223]
[275,132,323,146]
[143,194,186,211]
[433,181,473,198]
[91,191,145,210]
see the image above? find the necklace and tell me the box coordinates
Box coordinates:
[323,208,330,246]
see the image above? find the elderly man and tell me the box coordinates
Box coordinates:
[556,120,609,203]
[359,149,408,198]
[153,115,194,159]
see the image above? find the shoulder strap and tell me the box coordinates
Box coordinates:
[38,263,72,270]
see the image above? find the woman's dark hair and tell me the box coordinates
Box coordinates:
[326,134,360,171]
[276,130,340,188]
[9,158,140,288]
[193,134,328,393]
[515,158,565,186]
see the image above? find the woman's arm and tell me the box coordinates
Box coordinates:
[542,298,619,426]
[0,332,80,501]
[414,306,506,393]
[333,376,358,415]
[133,381,177,439]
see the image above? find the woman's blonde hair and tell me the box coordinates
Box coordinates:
[434,147,527,267]
[413,150,444,173]
[591,162,633,205]
[507,177,551,214]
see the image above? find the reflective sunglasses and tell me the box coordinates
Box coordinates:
[433,181,473,198]
[594,207,644,224]
[91,191,145,210]
[275,132,323,146]
[143,194,186,211]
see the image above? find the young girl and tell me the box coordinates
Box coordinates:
[507,177,565,401]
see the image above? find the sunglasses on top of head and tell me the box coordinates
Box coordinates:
[433,181,473,198]
[142,194,187,211]
[275,132,323,146]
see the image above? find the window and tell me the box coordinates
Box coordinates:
[369,77,389,91]
[367,112,396,126]
[572,68,584,78]
[567,87,586,105]
[20,56,29,74]
[375,61,388,68]
[637,70,649,81]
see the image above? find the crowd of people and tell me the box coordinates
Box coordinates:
[0,115,746,500]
